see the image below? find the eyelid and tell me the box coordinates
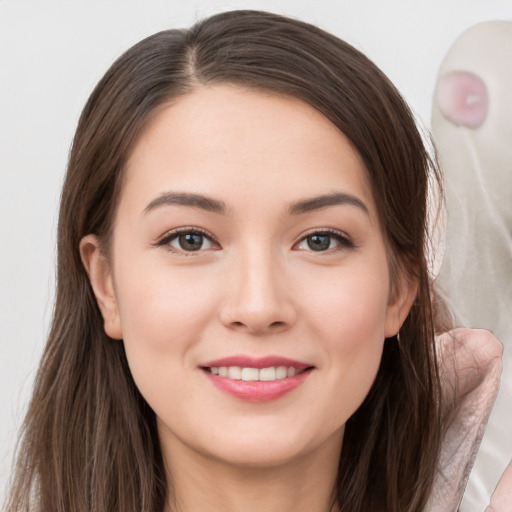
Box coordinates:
[153,226,354,253]
[293,228,355,251]
[154,226,220,252]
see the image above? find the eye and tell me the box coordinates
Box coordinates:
[295,231,353,252]
[157,228,218,253]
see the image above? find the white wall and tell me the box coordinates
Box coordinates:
[1,0,511,500]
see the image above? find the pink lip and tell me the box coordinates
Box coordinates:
[200,355,314,402]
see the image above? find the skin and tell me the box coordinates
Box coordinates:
[81,85,416,512]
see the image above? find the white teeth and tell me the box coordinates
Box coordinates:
[210,366,302,381]
[227,366,242,380]
[259,367,276,381]
[276,366,287,379]
[241,367,259,381]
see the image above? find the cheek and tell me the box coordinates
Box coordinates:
[303,260,390,344]
[115,261,216,349]
[301,262,389,418]
[112,262,219,399]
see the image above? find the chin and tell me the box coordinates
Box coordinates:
[197,422,344,470]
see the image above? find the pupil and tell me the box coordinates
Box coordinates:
[180,233,203,251]
[307,234,330,251]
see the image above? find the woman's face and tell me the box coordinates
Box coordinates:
[83,85,413,469]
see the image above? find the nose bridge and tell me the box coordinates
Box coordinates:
[221,239,295,333]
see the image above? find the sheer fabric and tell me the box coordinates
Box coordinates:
[431,21,512,510]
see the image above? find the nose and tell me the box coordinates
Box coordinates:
[219,247,297,336]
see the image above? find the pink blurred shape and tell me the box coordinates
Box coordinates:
[437,70,489,128]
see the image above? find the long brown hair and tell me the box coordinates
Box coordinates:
[7,10,444,511]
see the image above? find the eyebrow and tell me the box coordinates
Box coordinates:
[143,191,369,217]
[143,192,227,215]
[288,192,369,216]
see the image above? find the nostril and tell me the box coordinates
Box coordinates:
[436,70,489,129]
[227,319,289,335]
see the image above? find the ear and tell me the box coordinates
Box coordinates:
[80,234,123,339]
[384,273,418,338]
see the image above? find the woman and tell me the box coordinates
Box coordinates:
[5,9,495,512]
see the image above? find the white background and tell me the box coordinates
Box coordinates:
[1,0,511,501]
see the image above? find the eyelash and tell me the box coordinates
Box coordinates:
[155,227,219,254]
[154,227,355,254]
[294,229,355,253]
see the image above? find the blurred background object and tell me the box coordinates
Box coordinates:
[432,20,512,510]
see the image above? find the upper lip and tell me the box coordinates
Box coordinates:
[201,355,312,370]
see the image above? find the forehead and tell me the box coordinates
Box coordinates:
[122,84,377,220]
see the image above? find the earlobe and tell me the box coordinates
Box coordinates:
[79,235,123,340]
[384,274,418,338]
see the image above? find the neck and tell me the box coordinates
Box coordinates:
[161,431,342,512]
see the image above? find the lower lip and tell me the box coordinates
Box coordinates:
[203,369,312,402]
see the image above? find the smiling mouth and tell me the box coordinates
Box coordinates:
[203,365,311,382]
[200,358,314,401]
